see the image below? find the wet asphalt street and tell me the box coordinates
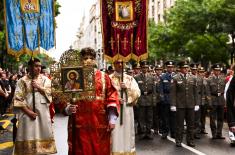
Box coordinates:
[1,114,235,155]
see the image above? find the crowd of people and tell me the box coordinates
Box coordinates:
[0,47,235,155]
[0,68,22,116]
[120,59,235,148]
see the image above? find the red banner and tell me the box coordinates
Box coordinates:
[101,0,148,62]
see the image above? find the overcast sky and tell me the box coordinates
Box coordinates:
[50,0,95,60]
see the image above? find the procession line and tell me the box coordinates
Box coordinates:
[0,142,13,150]
[167,136,207,155]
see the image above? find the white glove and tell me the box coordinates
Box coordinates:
[170,106,176,112]
[194,105,200,111]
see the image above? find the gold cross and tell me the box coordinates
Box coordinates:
[117,34,120,53]
[135,37,142,50]
[121,37,129,50]
[109,37,115,50]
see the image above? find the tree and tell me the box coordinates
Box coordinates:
[148,0,235,66]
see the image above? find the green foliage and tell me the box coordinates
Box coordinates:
[148,0,235,65]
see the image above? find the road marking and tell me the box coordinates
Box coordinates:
[2,114,14,117]
[0,120,11,129]
[167,136,207,155]
[0,142,13,150]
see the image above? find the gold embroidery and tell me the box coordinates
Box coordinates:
[14,138,57,155]
[112,152,136,155]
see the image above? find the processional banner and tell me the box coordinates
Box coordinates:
[101,0,148,62]
[4,0,55,57]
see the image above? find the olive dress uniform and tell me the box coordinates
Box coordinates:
[135,62,156,139]
[208,64,226,139]
[171,62,198,147]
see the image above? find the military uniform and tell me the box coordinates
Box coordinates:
[170,61,198,147]
[152,65,162,134]
[199,68,209,134]
[190,63,201,139]
[135,60,156,139]
[208,64,226,139]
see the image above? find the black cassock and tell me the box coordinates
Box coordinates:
[226,76,235,128]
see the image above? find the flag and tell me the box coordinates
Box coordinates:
[101,0,148,62]
[4,0,55,57]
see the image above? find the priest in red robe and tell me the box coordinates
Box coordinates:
[63,47,119,155]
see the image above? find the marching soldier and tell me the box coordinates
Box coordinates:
[135,60,156,139]
[153,64,163,134]
[198,67,209,134]
[170,61,198,147]
[208,63,226,139]
[159,60,176,139]
[190,63,201,139]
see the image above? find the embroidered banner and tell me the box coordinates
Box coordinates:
[101,0,148,62]
[4,0,55,57]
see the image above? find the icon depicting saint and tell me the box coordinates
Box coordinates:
[24,0,36,11]
[65,70,80,91]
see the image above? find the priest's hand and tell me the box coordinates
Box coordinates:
[21,107,38,120]
[32,80,45,94]
[27,110,38,120]
[107,123,115,132]
[120,82,127,89]
[67,104,78,114]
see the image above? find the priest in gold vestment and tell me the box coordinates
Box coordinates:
[109,60,141,155]
[13,58,57,155]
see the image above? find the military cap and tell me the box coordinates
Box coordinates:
[178,61,189,68]
[190,63,198,70]
[164,60,174,67]
[140,60,149,68]
[155,64,163,70]
[211,63,221,70]
[133,62,141,69]
[198,67,205,72]
[126,68,134,73]
[107,66,113,71]
[80,47,96,58]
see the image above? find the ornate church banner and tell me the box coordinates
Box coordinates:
[101,0,148,62]
[4,0,55,57]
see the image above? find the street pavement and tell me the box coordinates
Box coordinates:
[0,114,14,155]
[1,114,235,155]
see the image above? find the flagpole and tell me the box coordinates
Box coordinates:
[31,56,36,113]
[120,61,124,125]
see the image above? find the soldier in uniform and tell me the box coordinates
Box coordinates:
[198,67,209,134]
[133,62,141,76]
[190,63,201,139]
[135,60,156,139]
[153,64,163,134]
[159,60,176,139]
[170,61,198,147]
[208,63,226,139]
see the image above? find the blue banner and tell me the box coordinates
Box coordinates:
[4,0,54,56]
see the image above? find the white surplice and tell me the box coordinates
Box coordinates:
[13,74,57,155]
[110,72,140,155]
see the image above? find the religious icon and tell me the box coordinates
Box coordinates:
[62,67,84,92]
[21,0,39,13]
[115,1,133,22]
